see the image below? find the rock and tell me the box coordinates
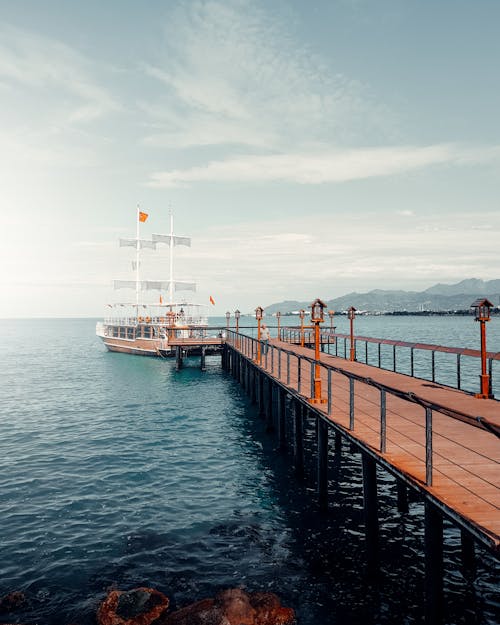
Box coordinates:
[214,589,256,625]
[0,591,26,612]
[249,592,295,625]
[160,589,294,625]
[159,598,227,625]
[97,587,169,625]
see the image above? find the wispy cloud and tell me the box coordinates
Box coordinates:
[141,0,374,151]
[141,1,500,188]
[147,143,500,187]
[0,23,119,123]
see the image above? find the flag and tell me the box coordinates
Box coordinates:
[139,211,149,223]
[209,295,215,305]
[159,295,163,304]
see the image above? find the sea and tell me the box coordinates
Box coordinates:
[0,315,499,624]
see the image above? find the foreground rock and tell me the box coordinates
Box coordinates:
[0,591,26,612]
[160,588,295,625]
[97,587,169,625]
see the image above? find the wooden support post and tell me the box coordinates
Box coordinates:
[294,400,304,477]
[246,360,250,394]
[258,372,264,416]
[175,346,183,371]
[250,366,256,404]
[317,418,329,509]
[266,378,274,431]
[277,388,286,449]
[396,479,409,514]
[424,500,443,625]
[460,528,476,581]
[362,452,379,571]
[200,347,206,371]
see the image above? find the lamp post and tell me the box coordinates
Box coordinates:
[226,311,230,330]
[255,306,264,364]
[328,310,335,331]
[276,311,281,340]
[234,309,241,348]
[299,309,306,347]
[471,298,493,398]
[348,306,356,361]
[310,298,327,404]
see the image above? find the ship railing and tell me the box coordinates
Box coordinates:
[225,330,500,495]
[278,326,499,398]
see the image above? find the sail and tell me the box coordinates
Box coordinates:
[119,238,157,250]
[142,280,196,292]
[175,281,196,291]
[152,233,191,247]
[113,280,137,290]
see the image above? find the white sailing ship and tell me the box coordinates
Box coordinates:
[96,208,209,356]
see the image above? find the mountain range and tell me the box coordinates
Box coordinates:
[264,279,500,314]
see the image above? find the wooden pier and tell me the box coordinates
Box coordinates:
[162,336,223,370]
[221,329,500,623]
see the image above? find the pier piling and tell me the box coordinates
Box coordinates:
[317,418,329,509]
[362,452,379,571]
[424,500,443,624]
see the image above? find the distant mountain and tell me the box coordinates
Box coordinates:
[264,279,500,314]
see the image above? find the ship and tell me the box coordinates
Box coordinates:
[96,208,210,356]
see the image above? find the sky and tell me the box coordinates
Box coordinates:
[1,0,499,317]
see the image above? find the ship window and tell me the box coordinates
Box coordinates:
[113,327,119,338]
[127,327,134,340]
[119,327,126,338]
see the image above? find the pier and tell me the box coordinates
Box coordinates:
[220,324,500,623]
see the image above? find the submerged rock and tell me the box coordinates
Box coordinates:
[159,598,224,625]
[160,589,294,625]
[249,592,295,625]
[0,590,26,612]
[97,587,169,625]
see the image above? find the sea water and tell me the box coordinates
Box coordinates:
[0,317,498,624]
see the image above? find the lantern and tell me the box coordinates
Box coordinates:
[310,298,326,323]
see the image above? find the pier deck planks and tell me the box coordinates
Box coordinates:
[232,338,500,551]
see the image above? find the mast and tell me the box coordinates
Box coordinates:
[136,204,141,310]
[169,210,174,305]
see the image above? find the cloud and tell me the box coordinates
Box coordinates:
[141,0,375,151]
[147,143,500,187]
[0,22,119,123]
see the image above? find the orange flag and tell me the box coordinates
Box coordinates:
[159,295,163,304]
[209,295,215,305]
[139,211,149,222]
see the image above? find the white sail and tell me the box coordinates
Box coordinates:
[113,280,138,290]
[152,234,191,247]
[120,238,157,250]
[142,280,196,292]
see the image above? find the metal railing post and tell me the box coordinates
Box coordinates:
[349,378,355,430]
[425,407,433,486]
[380,389,386,453]
[327,368,332,415]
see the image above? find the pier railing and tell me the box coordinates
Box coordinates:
[226,330,500,494]
[279,327,500,398]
